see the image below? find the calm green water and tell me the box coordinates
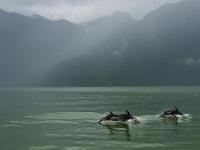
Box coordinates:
[0,86,199,150]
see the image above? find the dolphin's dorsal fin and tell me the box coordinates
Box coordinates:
[110,112,113,115]
[126,110,131,116]
[174,106,179,111]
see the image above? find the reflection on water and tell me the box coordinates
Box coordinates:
[162,118,179,125]
[161,115,192,126]
[103,123,131,141]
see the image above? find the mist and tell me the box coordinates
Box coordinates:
[0,0,200,86]
[0,0,182,23]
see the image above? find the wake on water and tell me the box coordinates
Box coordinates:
[97,113,192,126]
[3,112,192,128]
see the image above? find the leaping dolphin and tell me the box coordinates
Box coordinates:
[97,110,140,124]
[159,106,185,119]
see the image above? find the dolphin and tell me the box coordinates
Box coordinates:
[159,106,185,119]
[97,110,140,124]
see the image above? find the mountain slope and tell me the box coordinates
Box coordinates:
[0,10,82,86]
[46,0,200,86]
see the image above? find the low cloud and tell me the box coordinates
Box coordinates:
[0,0,182,23]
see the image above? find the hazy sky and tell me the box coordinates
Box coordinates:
[0,0,183,23]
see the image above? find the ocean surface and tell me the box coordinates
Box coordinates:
[0,86,199,150]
